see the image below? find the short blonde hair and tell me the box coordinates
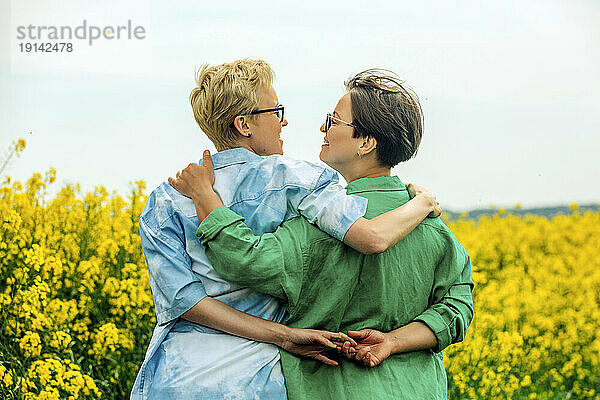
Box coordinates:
[189,59,274,150]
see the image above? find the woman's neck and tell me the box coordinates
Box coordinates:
[340,162,391,184]
[221,142,255,154]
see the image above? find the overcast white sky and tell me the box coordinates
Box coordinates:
[1,0,599,210]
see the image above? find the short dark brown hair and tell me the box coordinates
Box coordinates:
[345,69,423,167]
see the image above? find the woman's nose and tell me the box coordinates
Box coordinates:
[282,118,288,127]
[320,123,326,133]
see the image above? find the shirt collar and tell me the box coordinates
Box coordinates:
[200,147,263,170]
[346,175,406,195]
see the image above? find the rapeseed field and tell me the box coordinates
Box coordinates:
[1,140,598,399]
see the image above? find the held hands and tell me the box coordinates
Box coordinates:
[280,326,394,367]
[338,329,395,368]
[168,150,216,201]
[280,327,357,367]
[406,183,442,218]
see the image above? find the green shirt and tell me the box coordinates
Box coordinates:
[197,176,474,400]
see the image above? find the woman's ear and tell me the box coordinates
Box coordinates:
[359,137,378,156]
[233,116,252,138]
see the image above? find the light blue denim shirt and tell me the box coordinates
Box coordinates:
[130,148,368,400]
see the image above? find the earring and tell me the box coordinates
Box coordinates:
[247,133,252,138]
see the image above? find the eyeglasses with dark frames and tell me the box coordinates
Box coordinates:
[248,105,285,123]
[324,113,354,133]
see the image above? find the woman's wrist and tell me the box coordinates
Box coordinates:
[385,331,409,354]
[193,190,225,222]
[191,186,218,202]
[414,193,435,215]
[269,324,292,348]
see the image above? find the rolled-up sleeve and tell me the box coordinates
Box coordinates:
[298,168,368,241]
[140,215,207,326]
[413,245,474,353]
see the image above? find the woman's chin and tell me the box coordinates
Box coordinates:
[319,153,334,170]
[319,148,328,163]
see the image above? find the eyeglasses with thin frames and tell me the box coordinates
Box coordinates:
[324,113,354,132]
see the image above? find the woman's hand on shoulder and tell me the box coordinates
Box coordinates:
[406,183,442,218]
[169,150,225,221]
[169,150,216,201]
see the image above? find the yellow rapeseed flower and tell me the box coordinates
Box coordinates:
[0,364,14,387]
[16,138,26,153]
[20,331,42,357]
